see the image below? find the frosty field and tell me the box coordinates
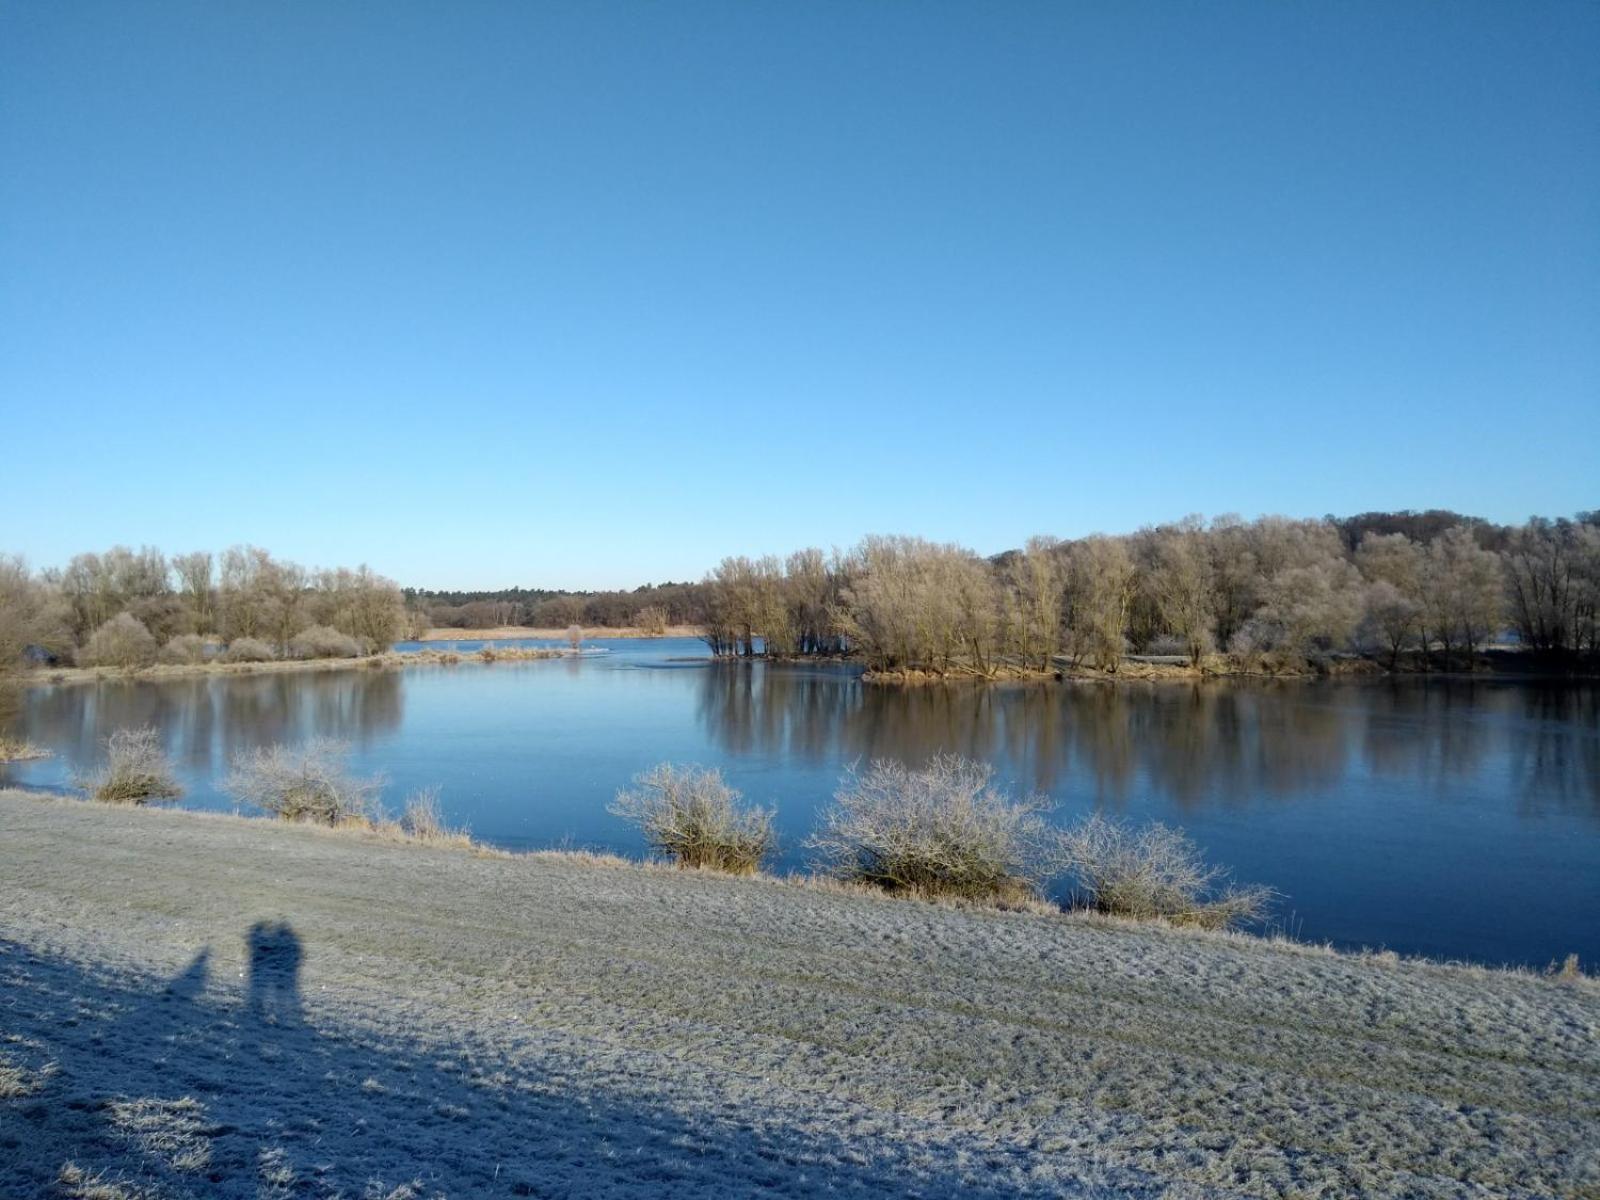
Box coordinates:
[1,791,1596,1198]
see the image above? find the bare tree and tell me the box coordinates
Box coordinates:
[0,555,72,670]
[1145,519,1216,665]
[1503,517,1600,659]
[1064,537,1136,671]
[1005,536,1065,671]
[172,551,215,635]
[1360,580,1421,669]
[633,604,669,636]
[1250,558,1364,659]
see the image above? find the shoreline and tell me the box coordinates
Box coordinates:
[3,645,573,689]
[8,643,1593,692]
[2,789,1595,1198]
[2,786,1589,978]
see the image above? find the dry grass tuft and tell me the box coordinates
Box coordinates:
[73,727,182,805]
[0,735,49,763]
[1060,812,1273,929]
[396,787,475,849]
[57,1164,157,1200]
[808,755,1063,902]
[610,763,775,874]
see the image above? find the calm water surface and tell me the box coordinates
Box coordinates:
[4,637,1596,968]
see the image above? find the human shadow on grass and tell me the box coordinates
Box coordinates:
[0,932,1156,1200]
[245,920,302,1029]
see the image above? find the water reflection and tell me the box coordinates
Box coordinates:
[3,670,402,785]
[691,666,1598,817]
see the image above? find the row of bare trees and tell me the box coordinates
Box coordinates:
[698,512,1600,673]
[0,545,413,670]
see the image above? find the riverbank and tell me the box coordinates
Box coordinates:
[2,646,572,689]
[1,792,1594,1198]
[417,624,702,641]
[858,657,1385,684]
[855,650,1588,684]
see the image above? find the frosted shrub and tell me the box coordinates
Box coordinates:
[75,726,182,804]
[225,738,381,825]
[1060,813,1273,929]
[610,764,774,874]
[809,755,1064,902]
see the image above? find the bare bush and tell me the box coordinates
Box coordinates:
[224,738,381,824]
[288,624,362,660]
[566,624,582,651]
[79,613,158,669]
[75,726,182,804]
[221,637,277,663]
[158,633,210,665]
[1060,813,1273,929]
[634,605,669,636]
[609,763,774,873]
[809,755,1064,901]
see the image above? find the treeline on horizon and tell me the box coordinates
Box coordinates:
[0,546,415,670]
[416,508,1600,673]
[409,580,704,632]
[4,508,1596,677]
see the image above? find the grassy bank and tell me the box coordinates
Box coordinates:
[1,791,1595,1198]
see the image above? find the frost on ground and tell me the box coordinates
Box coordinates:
[1,792,1596,1199]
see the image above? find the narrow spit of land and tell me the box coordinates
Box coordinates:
[1,794,1595,1199]
[9,646,571,688]
[415,624,703,641]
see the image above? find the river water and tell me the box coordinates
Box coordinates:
[4,637,1596,968]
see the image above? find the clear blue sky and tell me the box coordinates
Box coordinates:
[2,1,1595,590]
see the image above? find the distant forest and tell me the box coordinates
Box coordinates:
[408,581,705,632]
[410,508,1600,673]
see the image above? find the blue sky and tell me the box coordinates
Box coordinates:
[2,1,1595,589]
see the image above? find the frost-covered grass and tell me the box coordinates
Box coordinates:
[1,791,1596,1199]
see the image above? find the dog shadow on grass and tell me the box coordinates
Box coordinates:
[0,929,1147,1200]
